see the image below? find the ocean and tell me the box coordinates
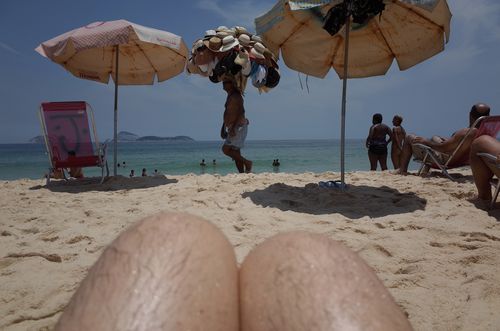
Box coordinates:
[0,140,419,180]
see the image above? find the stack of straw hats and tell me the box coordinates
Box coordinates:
[186,26,280,93]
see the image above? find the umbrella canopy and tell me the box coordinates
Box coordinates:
[36,19,188,175]
[256,0,451,79]
[255,0,451,188]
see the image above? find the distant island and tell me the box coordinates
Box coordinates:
[29,131,194,143]
[29,136,45,144]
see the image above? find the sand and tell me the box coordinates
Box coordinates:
[1,170,500,330]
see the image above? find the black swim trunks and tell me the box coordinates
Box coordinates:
[369,144,387,155]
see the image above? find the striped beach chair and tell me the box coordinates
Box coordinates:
[39,101,108,185]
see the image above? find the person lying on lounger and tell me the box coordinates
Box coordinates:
[55,212,412,331]
[396,103,491,175]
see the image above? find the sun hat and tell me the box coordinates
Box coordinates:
[238,34,252,47]
[191,39,205,54]
[250,42,266,59]
[235,26,249,36]
[253,42,267,54]
[186,58,204,76]
[204,30,217,39]
[216,31,230,40]
[251,35,263,43]
[220,35,239,52]
[216,25,229,32]
[203,36,222,52]
[251,64,267,88]
[234,49,249,68]
[265,66,280,88]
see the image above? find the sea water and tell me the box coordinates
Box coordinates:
[0,140,419,180]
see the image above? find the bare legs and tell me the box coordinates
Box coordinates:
[368,151,388,171]
[56,213,239,331]
[57,213,412,331]
[470,135,500,201]
[222,145,252,173]
[398,134,417,174]
[240,232,412,331]
[391,149,401,170]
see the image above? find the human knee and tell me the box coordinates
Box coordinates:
[241,231,360,274]
[240,232,412,331]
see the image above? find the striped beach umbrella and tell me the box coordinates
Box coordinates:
[36,20,188,176]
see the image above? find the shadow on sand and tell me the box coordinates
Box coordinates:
[29,175,178,193]
[422,170,474,183]
[242,182,427,219]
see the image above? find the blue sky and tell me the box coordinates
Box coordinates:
[0,0,499,143]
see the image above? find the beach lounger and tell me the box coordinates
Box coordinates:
[412,115,500,180]
[39,101,109,185]
[476,152,500,208]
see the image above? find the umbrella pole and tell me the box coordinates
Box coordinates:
[113,45,119,176]
[340,7,351,191]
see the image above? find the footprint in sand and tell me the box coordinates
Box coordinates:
[460,231,500,242]
[5,252,62,263]
[66,235,93,244]
[373,244,393,257]
[395,265,420,275]
[21,227,39,234]
[233,225,244,232]
[429,241,481,250]
[393,224,423,231]
[41,236,59,242]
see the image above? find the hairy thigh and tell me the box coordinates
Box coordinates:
[239,232,412,331]
[56,212,238,331]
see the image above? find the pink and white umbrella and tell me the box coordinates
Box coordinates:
[36,19,188,175]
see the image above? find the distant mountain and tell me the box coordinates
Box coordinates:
[29,135,45,144]
[117,131,139,141]
[136,135,194,142]
[30,132,194,143]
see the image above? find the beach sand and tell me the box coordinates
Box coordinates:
[1,170,500,330]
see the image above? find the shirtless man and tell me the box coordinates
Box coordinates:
[397,103,491,175]
[366,113,393,171]
[220,78,252,173]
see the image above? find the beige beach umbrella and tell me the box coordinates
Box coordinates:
[36,19,188,176]
[256,0,451,189]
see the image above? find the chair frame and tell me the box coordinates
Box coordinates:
[39,101,109,185]
[413,116,500,180]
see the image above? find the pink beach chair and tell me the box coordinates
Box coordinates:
[413,115,500,180]
[39,101,108,185]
